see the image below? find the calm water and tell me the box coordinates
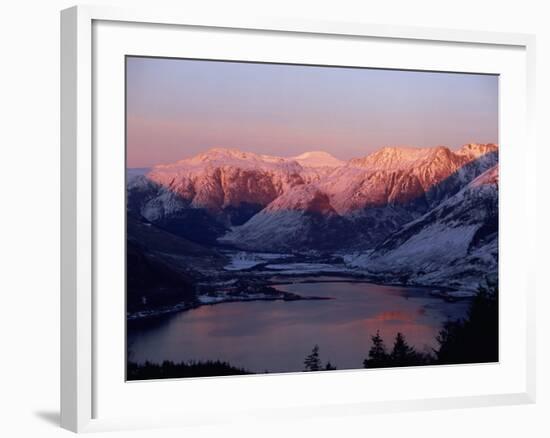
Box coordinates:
[128,279,470,373]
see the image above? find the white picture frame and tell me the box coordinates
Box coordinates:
[60,4,537,433]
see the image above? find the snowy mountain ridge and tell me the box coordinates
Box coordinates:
[349,143,497,171]
[128,144,498,253]
[346,164,499,290]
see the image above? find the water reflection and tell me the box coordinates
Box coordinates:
[128,279,469,373]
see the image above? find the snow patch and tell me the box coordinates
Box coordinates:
[223,251,292,271]
[264,263,353,274]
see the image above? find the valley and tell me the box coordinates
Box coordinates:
[126,143,498,372]
[124,57,500,377]
[127,143,498,310]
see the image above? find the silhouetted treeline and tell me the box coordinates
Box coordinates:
[363,283,499,369]
[303,345,337,371]
[127,360,252,380]
[435,282,498,364]
[363,331,431,368]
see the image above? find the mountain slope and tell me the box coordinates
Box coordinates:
[127,240,197,313]
[126,215,228,313]
[347,165,499,290]
[219,184,354,251]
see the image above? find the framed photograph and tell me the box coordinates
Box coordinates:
[61,5,536,433]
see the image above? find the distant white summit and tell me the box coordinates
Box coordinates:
[292,151,345,168]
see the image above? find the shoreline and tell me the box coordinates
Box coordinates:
[127,271,474,322]
[127,290,331,322]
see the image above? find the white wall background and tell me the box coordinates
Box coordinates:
[0,1,547,436]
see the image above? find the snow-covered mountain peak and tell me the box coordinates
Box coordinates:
[152,148,345,173]
[348,146,448,171]
[155,147,292,171]
[349,143,497,172]
[455,143,498,160]
[292,151,344,168]
[142,148,308,217]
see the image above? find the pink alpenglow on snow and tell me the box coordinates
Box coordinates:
[125,56,500,379]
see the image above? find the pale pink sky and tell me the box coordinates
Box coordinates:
[126,57,498,168]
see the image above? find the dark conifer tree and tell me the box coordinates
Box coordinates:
[304,345,322,371]
[390,332,419,366]
[363,330,390,368]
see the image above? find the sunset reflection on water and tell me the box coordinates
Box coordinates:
[128,280,470,373]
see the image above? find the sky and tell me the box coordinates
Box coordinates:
[126,56,498,168]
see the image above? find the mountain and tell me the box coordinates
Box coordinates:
[328,144,498,214]
[142,148,306,226]
[147,148,306,208]
[292,151,345,168]
[220,144,497,251]
[219,184,354,251]
[347,164,499,290]
[127,144,498,251]
[127,240,197,313]
[128,148,344,243]
[126,215,227,313]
